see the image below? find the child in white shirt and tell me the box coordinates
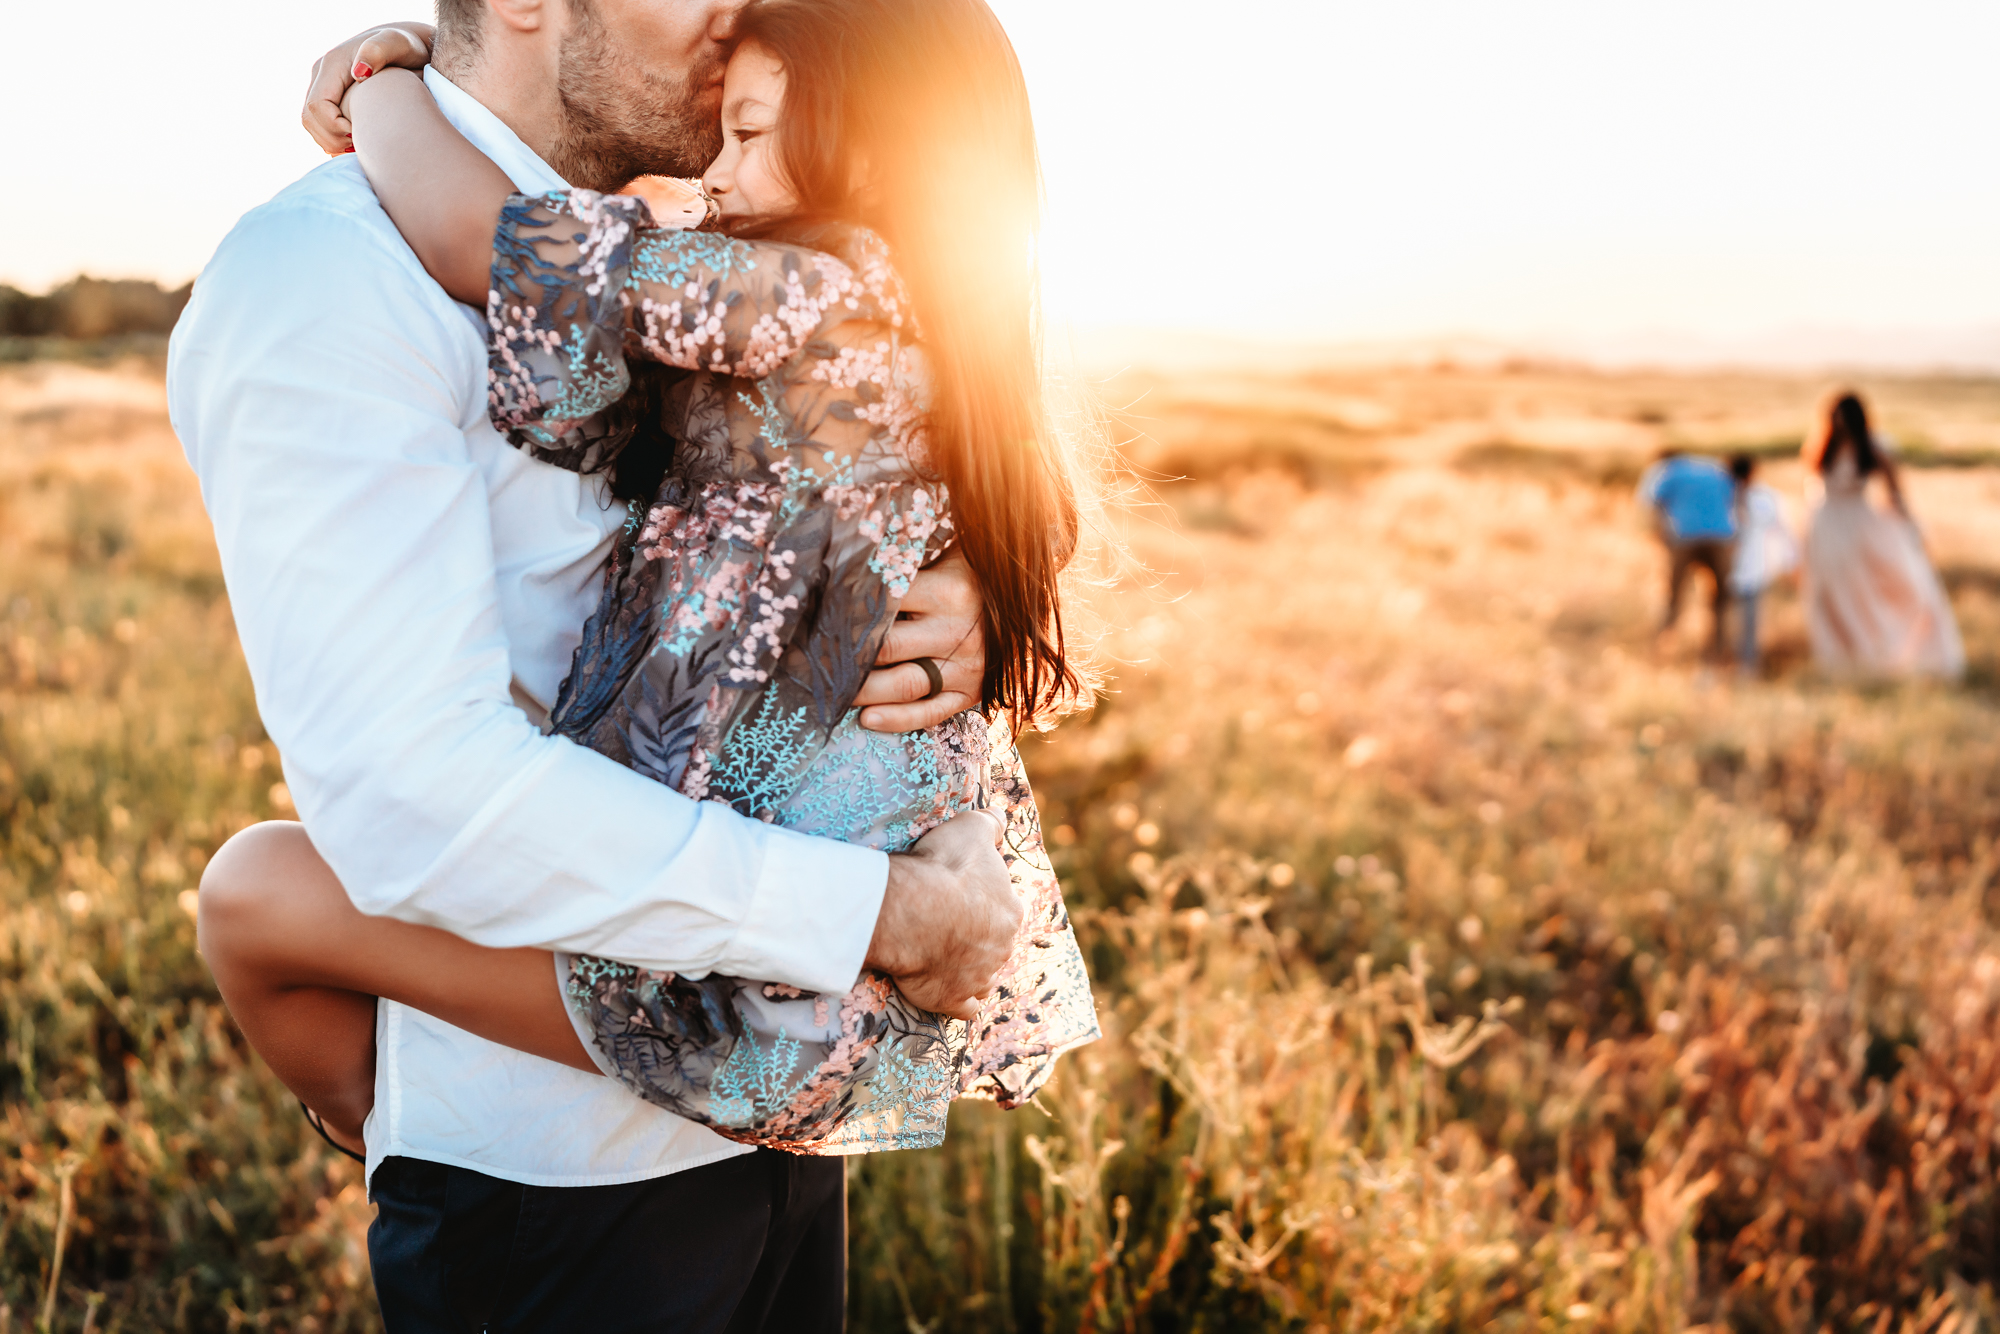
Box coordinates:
[1729,454,1801,672]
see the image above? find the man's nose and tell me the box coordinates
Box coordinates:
[709,1,746,42]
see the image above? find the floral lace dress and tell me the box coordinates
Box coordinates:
[485,189,1098,1154]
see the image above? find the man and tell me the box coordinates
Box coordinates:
[168,1,1014,1328]
[1636,448,1738,660]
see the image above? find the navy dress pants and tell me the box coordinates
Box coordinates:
[367,1149,845,1333]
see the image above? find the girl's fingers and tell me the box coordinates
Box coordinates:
[303,54,356,155]
[855,689,978,734]
[619,177,716,230]
[354,26,431,80]
[301,24,435,156]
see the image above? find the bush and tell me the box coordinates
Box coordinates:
[0,278,192,341]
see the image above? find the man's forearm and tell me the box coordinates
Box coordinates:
[336,732,891,992]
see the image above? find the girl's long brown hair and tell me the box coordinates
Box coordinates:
[733,0,1085,729]
[1803,390,1884,477]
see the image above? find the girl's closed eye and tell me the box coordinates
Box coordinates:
[702,41,797,220]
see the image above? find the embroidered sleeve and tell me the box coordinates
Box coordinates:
[484,189,910,472]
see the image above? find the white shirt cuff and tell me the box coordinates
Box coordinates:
[724,826,888,996]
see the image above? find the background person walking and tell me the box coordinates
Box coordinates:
[1801,393,1963,679]
[1637,448,1738,659]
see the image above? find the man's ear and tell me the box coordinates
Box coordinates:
[486,0,551,35]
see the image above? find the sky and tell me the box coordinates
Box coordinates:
[8,1,1997,359]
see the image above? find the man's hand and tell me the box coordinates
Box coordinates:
[303,22,435,155]
[866,811,1020,1020]
[857,551,984,733]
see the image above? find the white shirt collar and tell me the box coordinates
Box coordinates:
[424,67,570,195]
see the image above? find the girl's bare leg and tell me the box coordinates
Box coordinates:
[197,822,595,1153]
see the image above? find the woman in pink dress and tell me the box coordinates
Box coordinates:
[1801,392,1963,679]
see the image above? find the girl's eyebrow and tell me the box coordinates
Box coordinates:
[723,95,777,122]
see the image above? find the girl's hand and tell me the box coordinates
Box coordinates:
[619,177,719,231]
[857,552,986,733]
[303,23,435,156]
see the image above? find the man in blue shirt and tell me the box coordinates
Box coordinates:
[1637,450,1738,658]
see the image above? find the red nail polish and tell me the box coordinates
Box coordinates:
[352,60,374,79]
[345,144,357,154]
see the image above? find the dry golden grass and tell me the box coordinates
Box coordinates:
[5,353,2000,1331]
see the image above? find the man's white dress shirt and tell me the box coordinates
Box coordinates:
[168,70,889,1187]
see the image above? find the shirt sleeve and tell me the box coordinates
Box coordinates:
[167,187,886,994]
[483,190,908,469]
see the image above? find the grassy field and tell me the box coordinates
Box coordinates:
[5,350,2000,1331]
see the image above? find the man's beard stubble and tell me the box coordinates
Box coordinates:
[549,5,726,192]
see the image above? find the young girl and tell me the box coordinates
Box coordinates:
[201,0,1098,1157]
[1725,453,1798,675]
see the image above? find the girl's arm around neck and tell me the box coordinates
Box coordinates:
[347,70,512,306]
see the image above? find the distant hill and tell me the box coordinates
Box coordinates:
[1065,324,2000,380]
[0,276,192,340]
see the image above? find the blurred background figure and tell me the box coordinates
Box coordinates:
[1802,392,1964,680]
[1637,448,1737,659]
[1726,453,1799,676]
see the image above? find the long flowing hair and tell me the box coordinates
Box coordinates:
[1804,391,1883,476]
[731,0,1086,729]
